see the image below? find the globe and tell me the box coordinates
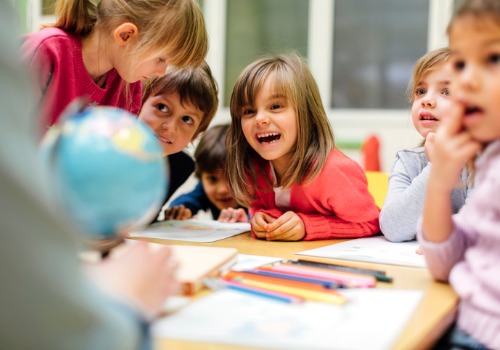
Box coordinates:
[41,105,168,238]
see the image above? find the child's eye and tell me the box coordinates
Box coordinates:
[488,53,500,64]
[270,103,284,110]
[242,108,255,117]
[453,60,465,72]
[181,115,194,125]
[441,87,450,96]
[207,175,218,184]
[158,57,167,63]
[157,103,169,113]
[415,88,426,96]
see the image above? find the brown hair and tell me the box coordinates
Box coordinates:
[141,61,219,140]
[226,52,335,207]
[449,0,500,33]
[48,0,208,67]
[407,47,451,103]
[193,124,229,178]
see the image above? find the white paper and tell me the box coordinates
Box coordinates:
[128,219,250,243]
[297,236,426,268]
[231,254,283,271]
[153,288,423,350]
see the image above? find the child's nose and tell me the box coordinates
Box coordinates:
[458,65,481,91]
[421,96,435,108]
[161,119,176,136]
[255,111,269,126]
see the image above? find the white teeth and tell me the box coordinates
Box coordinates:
[156,135,172,144]
[258,132,279,138]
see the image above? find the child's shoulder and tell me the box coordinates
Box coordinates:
[23,27,76,53]
[322,148,364,175]
[394,146,427,163]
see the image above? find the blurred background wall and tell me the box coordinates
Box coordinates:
[20,0,458,172]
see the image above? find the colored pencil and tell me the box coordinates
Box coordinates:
[224,270,341,291]
[288,259,393,283]
[234,278,347,305]
[259,264,376,288]
[222,279,304,304]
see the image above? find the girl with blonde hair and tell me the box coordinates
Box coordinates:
[21,0,208,135]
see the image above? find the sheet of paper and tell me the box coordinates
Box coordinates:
[231,254,283,271]
[153,288,423,350]
[297,236,426,268]
[128,219,250,243]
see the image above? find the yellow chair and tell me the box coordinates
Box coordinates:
[365,171,389,209]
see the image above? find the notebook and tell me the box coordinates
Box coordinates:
[81,241,238,296]
[170,244,238,295]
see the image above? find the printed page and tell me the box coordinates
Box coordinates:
[153,288,423,350]
[296,236,426,268]
[128,219,250,243]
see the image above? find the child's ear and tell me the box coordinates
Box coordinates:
[113,23,138,46]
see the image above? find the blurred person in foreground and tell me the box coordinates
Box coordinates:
[0,1,179,349]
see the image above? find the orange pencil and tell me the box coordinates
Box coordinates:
[224,271,339,292]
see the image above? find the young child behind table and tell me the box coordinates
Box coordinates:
[419,0,500,348]
[379,48,473,242]
[225,52,380,241]
[139,61,219,219]
[165,124,249,222]
[21,0,208,135]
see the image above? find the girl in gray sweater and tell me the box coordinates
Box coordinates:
[379,48,473,242]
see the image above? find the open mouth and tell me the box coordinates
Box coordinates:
[465,105,482,116]
[257,132,281,144]
[420,114,438,121]
[156,134,172,144]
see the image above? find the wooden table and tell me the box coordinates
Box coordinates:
[140,232,458,350]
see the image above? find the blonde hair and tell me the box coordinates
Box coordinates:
[226,53,335,207]
[48,0,208,68]
[407,47,451,103]
[141,61,219,140]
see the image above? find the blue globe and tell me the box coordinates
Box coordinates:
[41,106,168,238]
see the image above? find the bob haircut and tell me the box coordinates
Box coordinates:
[141,61,219,140]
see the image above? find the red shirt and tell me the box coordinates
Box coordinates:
[21,28,142,134]
[250,149,380,240]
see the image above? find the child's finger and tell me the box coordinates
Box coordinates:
[440,103,465,136]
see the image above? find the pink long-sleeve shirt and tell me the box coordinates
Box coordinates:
[418,140,500,349]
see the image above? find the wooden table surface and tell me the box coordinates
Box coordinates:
[138,232,457,350]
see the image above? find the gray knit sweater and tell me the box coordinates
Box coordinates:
[379,147,472,242]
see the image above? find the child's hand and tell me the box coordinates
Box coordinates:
[424,132,436,162]
[265,211,305,241]
[163,205,192,220]
[85,241,179,319]
[218,208,249,223]
[251,211,276,239]
[430,104,482,191]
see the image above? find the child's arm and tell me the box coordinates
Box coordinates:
[165,182,209,219]
[422,104,482,242]
[379,151,431,242]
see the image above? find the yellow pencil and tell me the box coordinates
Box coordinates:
[239,278,347,305]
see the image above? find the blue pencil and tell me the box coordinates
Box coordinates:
[247,269,344,289]
[223,280,304,304]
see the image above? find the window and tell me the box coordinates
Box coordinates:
[224,0,309,105]
[331,0,429,109]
